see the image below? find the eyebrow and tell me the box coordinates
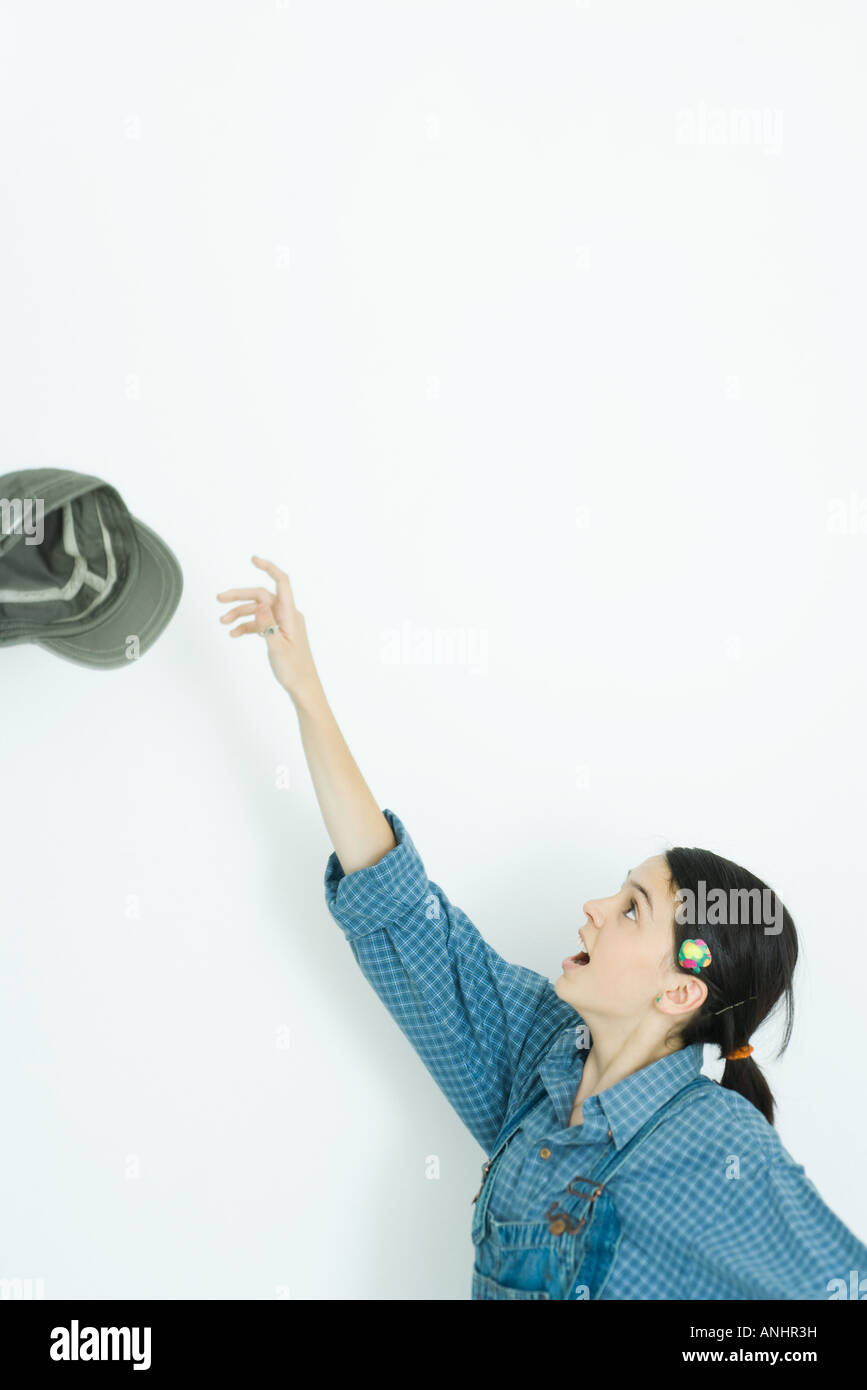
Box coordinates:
[625,869,654,917]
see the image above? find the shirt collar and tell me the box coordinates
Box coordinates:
[537,1020,705,1148]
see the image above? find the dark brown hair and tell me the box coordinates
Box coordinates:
[663,847,798,1126]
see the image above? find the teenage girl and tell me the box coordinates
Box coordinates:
[217,555,867,1301]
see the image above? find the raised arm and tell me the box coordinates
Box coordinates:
[217,554,396,876]
[217,557,577,1150]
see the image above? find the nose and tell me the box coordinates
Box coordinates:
[582,900,601,926]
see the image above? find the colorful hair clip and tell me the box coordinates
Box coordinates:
[678,938,712,972]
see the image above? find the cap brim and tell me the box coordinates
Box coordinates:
[37,515,183,669]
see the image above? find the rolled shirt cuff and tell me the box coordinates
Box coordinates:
[323,808,430,938]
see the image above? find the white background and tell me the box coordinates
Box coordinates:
[1,0,865,1300]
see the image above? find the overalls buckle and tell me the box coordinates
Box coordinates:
[545,1176,605,1235]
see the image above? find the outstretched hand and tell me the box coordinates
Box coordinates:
[217,556,319,699]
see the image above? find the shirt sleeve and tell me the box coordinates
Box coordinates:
[323,807,577,1153]
[759,1151,867,1299]
[701,1141,867,1300]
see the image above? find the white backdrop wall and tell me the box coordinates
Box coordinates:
[1,0,865,1300]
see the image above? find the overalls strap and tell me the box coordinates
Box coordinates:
[590,1074,713,1183]
[470,1073,716,1300]
[558,1074,715,1300]
[472,1074,712,1208]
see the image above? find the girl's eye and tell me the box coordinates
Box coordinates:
[624,899,638,921]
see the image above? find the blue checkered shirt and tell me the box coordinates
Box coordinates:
[324,808,867,1299]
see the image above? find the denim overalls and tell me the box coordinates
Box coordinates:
[470,1074,714,1299]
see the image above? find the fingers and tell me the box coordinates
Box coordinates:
[219,602,258,624]
[252,555,295,609]
[216,560,295,640]
[216,586,274,603]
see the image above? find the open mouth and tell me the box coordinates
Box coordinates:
[562,949,591,971]
[562,930,592,973]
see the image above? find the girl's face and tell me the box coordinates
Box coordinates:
[554,854,686,1020]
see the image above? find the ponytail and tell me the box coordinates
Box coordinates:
[720,1053,777,1127]
[664,846,799,1128]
